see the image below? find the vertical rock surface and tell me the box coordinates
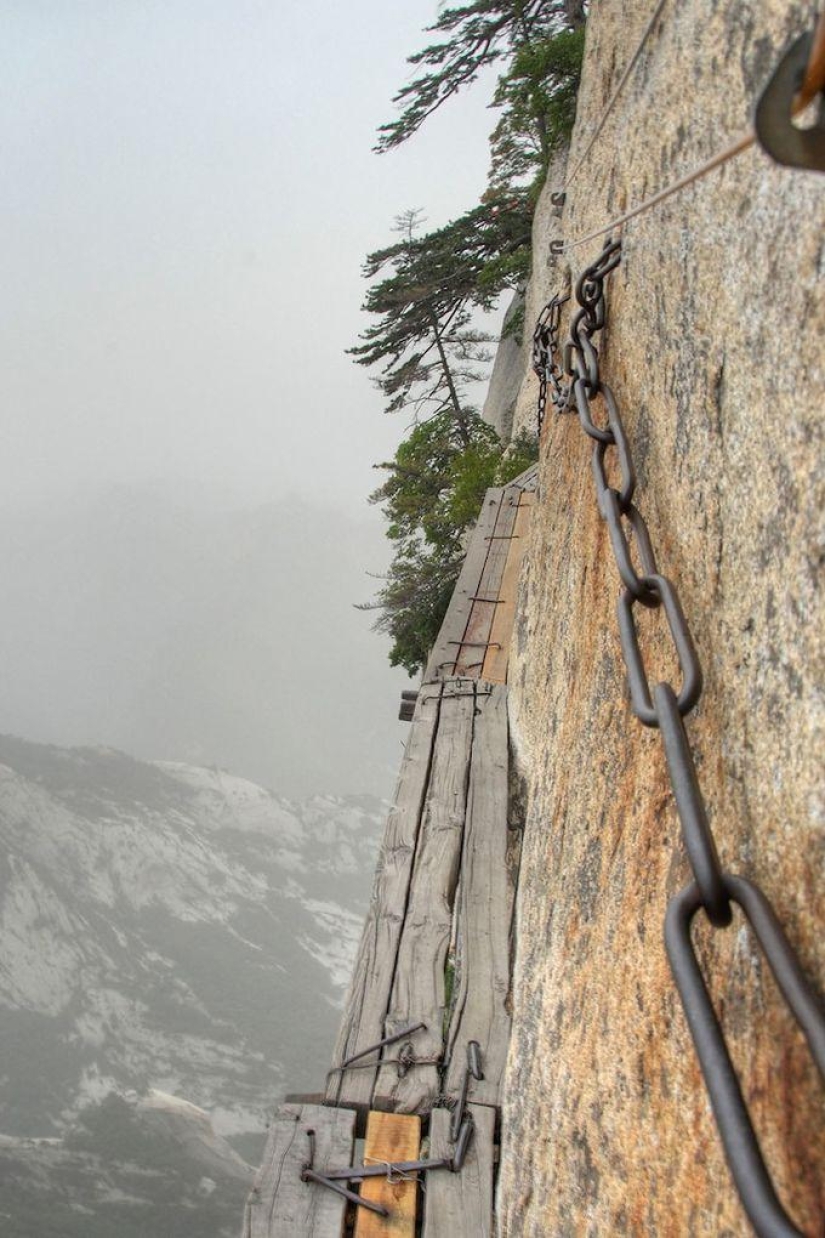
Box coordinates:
[482,292,525,440]
[499,1,824,1234]
[482,158,569,444]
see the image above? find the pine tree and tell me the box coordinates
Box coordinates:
[350,199,532,438]
[355,2,586,671]
[362,415,537,675]
[375,1,582,156]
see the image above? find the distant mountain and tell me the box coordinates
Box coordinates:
[0,735,385,1234]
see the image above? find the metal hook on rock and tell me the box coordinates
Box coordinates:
[755,24,825,172]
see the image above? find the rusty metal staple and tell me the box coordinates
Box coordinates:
[541,237,825,1238]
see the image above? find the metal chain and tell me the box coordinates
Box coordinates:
[542,238,825,1238]
[531,293,569,433]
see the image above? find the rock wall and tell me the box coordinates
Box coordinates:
[498,1,824,1234]
[481,292,524,440]
[481,157,568,442]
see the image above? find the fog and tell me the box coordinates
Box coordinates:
[0,1,498,796]
[0,484,410,796]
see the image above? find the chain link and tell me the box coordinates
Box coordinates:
[532,294,569,431]
[537,239,825,1238]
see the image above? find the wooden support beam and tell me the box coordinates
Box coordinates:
[244,1103,356,1238]
[423,1105,495,1238]
[482,492,535,684]
[374,680,475,1113]
[444,684,514,1107]
[327,688,442,1109]
[355,1112,421,1238]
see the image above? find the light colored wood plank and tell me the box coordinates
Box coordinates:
[374,680,476,1112]
[454,485,519,677]
[423,1105,495,1238]
[424,469,536,684]
[247,1103,355,1238]
[512,461,538,491]
[482,493,535,683]
[445,684,513,1107]
[327,688,442,1107]
[355,1112,421,1237]
[424,489,503,683]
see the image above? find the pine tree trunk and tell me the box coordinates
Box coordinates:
[429,314,472,446]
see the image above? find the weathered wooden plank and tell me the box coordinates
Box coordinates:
[424,468,537,682]
[482,493,535,683]
[374,680,476,1112]
[327,687,442,1108]
[423,1105,495,1238]
[355,1112,421,1237]
[444,684,513,1106]
[453,487,519,678]
[424,489,503,683]
[512,461,538,491]
[245,1103,355,1238]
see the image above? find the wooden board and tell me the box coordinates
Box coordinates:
[424,489,503,683]
[355,1112,421,1237]
[327,688,442,1108]
[373,680,476,1112]
[444,684,514,1107]
[513,462,538,492]
[423,1105,495,1238]
[424,467,537,684]
[244,1103,356,1238]
[453,487,519,678]
[482,492,535,683]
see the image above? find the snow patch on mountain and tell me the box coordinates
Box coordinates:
[0,734,384,1140]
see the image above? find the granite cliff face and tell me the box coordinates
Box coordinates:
[488,2,824,1233]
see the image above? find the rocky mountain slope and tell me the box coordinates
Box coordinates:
[0,734,385,1234]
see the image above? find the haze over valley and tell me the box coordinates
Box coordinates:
[0,484,409,799]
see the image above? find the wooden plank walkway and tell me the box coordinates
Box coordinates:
[243,1104,356,1238]
[424,465,537,685]
[326,686,442,1110]
[453,486,518,677]
[327,679,515,1118]
[424,488,504,683]
[444,683,514,1107]
[374,680,475,1113]
[248,464,538,1236]
[424,1106,496,1238]
[482,490,535,683]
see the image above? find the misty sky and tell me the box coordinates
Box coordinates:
[2,0,497,510]
[0,2,503,797]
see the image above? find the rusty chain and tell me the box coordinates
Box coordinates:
[531,293,569,433]
[536,238,825,1238]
